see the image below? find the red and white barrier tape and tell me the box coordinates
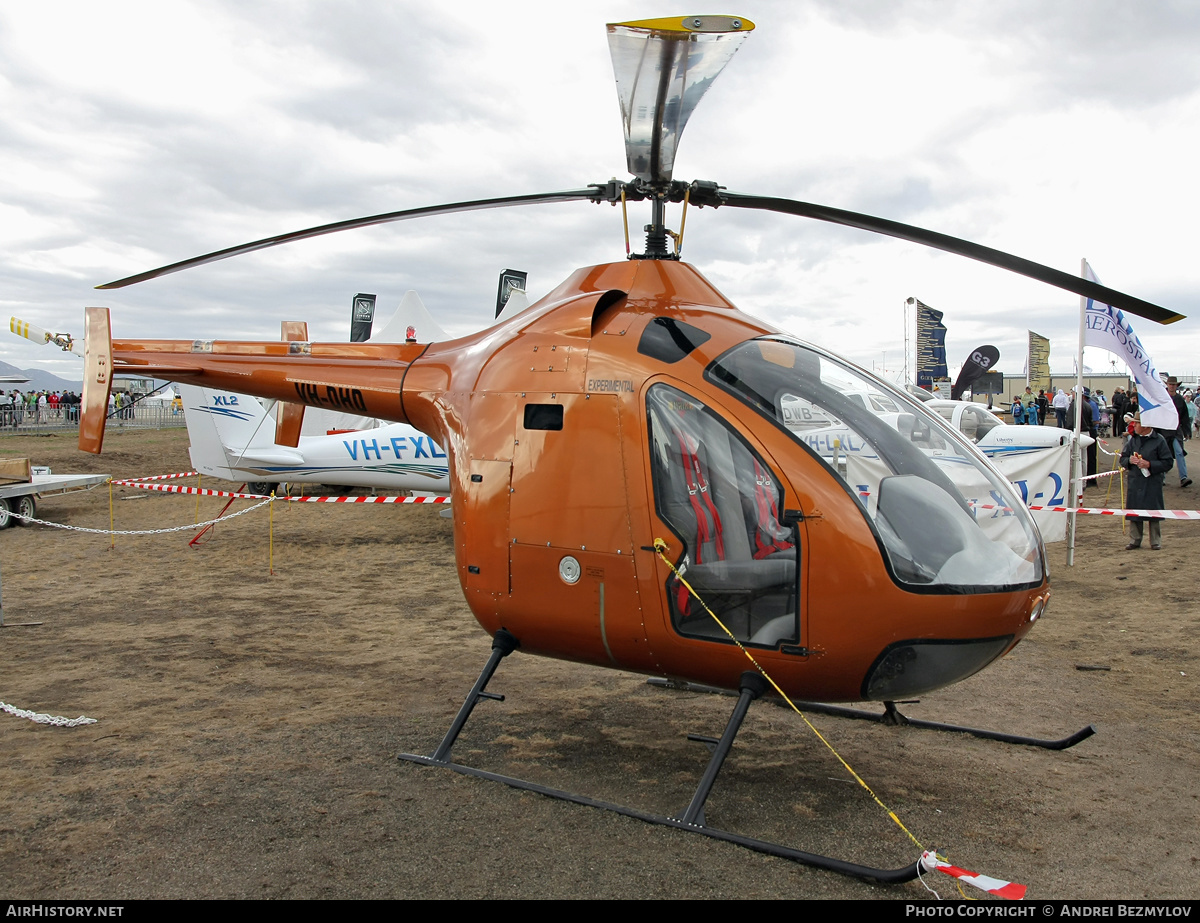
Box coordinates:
[921,851,1026,900]
[1079,469,1119,481]
[287,494,449,504]
[126,470,198,482]
[126,475,1191,517]
[857,488,1192,519]
[994,503,1200,520]
[113,479,449,504]
[112,480,263,499]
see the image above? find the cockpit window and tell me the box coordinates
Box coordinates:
[964,406,1002,442]
[646,384,800,649]
[706,338,1043,592]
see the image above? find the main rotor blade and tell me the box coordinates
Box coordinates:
[718,192,1185,325]
[97,189,600,289]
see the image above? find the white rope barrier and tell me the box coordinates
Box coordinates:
[1,701,97,727]
[9,497,274,534]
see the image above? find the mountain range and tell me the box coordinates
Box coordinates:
[0,360,83,393]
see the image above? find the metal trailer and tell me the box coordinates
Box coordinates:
[0,473,109,528]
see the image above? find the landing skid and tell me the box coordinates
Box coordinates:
[647,677,1096,751]
[398,631,921,886]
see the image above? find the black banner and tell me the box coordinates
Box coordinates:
[495,269,527,318]
[350,292,376,343]
[914,300,948,390]
[951,344,1000,400]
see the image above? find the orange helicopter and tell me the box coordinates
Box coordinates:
[75,16,1183,883]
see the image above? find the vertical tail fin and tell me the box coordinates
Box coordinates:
[79,307,113,454]
[179,383,276,478]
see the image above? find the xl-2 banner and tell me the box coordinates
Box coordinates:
[987,441,1072,543]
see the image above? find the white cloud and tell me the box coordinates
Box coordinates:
[1,0,1197,385]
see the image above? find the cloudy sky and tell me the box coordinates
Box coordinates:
[3,1,1199,386]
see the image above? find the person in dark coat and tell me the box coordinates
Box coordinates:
[1112,388,1129,433]
[1120,412,1173,550]
[1082,387,1099,485]
[1070,390,1099,485]
[1162,376,1192,488]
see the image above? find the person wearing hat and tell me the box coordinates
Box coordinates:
[1163,376,1192,488]
[1120,411,1173,550]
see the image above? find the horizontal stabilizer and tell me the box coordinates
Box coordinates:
[226,446,306,466]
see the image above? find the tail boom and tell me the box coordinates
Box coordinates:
[80,325,427,453]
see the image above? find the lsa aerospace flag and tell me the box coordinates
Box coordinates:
[915,300,948,390]
[1082,261,1177,431]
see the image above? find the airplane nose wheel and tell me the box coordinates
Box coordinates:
[398,636,922,886]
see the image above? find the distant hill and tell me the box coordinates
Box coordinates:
[0,360,83,393]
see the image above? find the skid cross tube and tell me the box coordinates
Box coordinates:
[398,643,921,886]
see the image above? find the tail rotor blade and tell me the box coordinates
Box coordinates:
[97,189,600,290]
[716,192,1185,325]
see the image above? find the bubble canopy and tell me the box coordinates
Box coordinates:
[706,338,1044,593]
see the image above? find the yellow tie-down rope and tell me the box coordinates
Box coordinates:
[653,537,926,853]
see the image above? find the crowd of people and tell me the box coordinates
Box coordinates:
[1007,384,1119,433]
[0,388,151,427]
[0,388,83,426]
[1001,379,1200,551]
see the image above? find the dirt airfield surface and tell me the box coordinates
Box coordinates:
[0,427,1197,901]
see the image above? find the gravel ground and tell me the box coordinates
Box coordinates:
[1,428,1196,900]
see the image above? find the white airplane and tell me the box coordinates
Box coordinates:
[181,383,450,495]
[181,291,451,495]
[923,399,1093,455]
[780,392,1083,542]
